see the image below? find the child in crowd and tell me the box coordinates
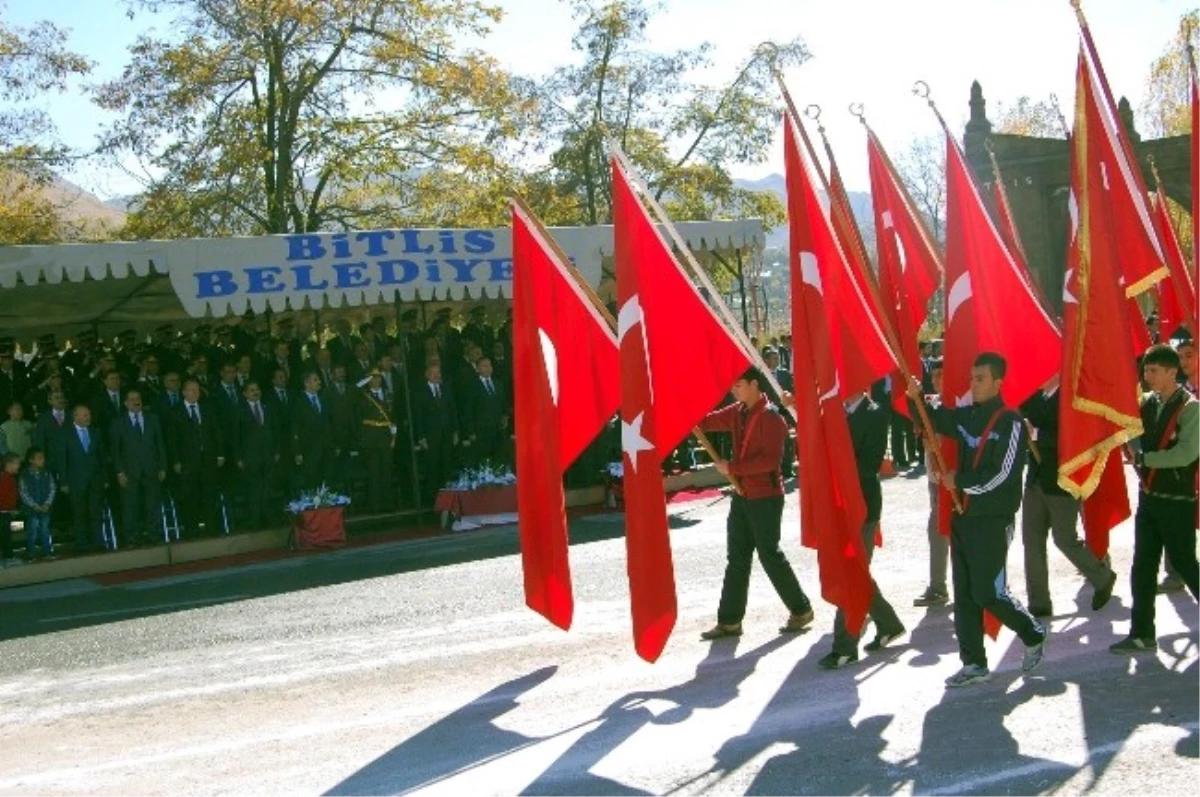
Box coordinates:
[0,401,34,460]
[0,452,20,566]
[20,447,56,562]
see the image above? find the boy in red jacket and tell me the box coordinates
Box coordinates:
[0,452,20,566]
[697,367,813,639]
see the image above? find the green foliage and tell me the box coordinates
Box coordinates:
[994,96,1066,138]
[1139,10,1198,138]
[97,0,530,238]
[530,0,806,230]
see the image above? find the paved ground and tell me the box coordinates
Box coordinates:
[0,472,1196,795]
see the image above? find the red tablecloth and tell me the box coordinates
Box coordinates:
[290,507,346,549]
[434,485,517,519]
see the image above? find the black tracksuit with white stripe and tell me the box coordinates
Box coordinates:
[926,395,1045,669]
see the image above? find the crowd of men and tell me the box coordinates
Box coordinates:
[0,306,518,557]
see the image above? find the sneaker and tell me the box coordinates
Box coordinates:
[1157,576,1185,594]
[1109,636,1157,654]
[913,588,949,607]
[864,627,906,653]
[945,665,991,688]
[1022,632,1048,673]
[1092,571,1118,611]
[699,623,742,641]
[818,651,859,670]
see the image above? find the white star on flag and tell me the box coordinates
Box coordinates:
[622,411,654,473]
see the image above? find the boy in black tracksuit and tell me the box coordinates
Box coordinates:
[910,352,1047,687]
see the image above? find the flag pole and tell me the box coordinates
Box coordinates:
[779,78,959,505]
[1146,155,1198,336]
[604,143,798,426]
[509,195,742,495]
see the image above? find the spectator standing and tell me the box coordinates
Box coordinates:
[19,447,55,561]
[0,401,34,459]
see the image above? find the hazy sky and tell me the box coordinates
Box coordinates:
[5,0,1192,199]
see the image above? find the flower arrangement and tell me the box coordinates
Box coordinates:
[604,462,624,479]
[603,462,625,508]
[445,461,517,491]
[286,484,352,515]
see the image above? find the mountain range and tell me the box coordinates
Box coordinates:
[732,173,872,250]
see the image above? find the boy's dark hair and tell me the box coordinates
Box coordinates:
[973,351,1007,379]
[739,366,765,389]
[25,447,44,463]
[2,452,20,468]
[1142,343,1181,372]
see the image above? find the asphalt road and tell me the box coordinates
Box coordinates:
[0,473,1196,795]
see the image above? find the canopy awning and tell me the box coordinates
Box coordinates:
[0,219,764,340]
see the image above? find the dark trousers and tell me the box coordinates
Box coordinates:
[950,514,1045,668]
[298,450,328,493]
[240,460,274,530]
[120,475,162,544]
[890,413,915,468]
[717,494,811,625]
[1,512,13,559]
[362,445,394,513]
[1130,495,1199,639]
[420,441,453,505]
[833,522,903,654]
[69,480,104,549]
[177,464,221,536]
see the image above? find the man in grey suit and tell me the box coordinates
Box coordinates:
[110,389,168,547]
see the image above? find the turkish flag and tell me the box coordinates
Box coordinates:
[943,130,1061,413]
[512,202,619,630]
[1150,189,1197,340]
[784,116,895,399]
[612,157,750,662]
[1077,33,1168,299]
[867,129,944,417]
[784,114,873,635]
[1058,51,1144,557]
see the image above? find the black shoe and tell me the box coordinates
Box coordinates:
[913,588,949,607]
[818,651,859,670]
[1092,571,1117,611]
[864,628,906,652]
[1109,636,1157,655]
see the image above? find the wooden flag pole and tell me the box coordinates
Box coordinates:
[604,143,798,427]
[778,77,961,509]
[509,195,742,495]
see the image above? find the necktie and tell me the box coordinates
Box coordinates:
[310,394,321,414]
[135,413,144,434]
[80,427,90,452]
[170,393,178,406]
[279,390,287,404]
[54,410,63,425]
[253,402,263,426]
[433,384,440,399]
[486,378,494,395]
[189,404,200,424]
[111,392,120,410]
[227,385,236,401]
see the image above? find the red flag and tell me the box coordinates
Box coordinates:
[612,157,750,662]
[1081,450,1130,559]
[1057,51,1143,559]
[1150,190,1197,339]
[512,202,620,631]
[942,130,1061,412]
[868,129,944,417]
[1192,53,1199,284]
[784,116,895,398]
[1077,33,1168,297]
[784,114,873,635]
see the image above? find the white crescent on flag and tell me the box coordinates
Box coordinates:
[947,272,973,325]
[799,251,822,295]
[1063,268,1079,305]
[537,328,560,407]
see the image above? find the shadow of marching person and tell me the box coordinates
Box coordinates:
[521,635,792,796]
[325,666,558,797]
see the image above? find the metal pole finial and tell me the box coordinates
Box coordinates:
[848,102,866,126]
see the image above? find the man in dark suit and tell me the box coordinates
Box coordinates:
[264,367,295,495]
[412,363,458,504]
[109,389,167,547]
[356,370,397,513]
[56,404,106,552]
[152,372,184,418]
[90,370,125,444]
[292,371,335,492]
[323,364,356,493]
[346,341,374,387]
[235,381,280,530]
[326,319,362,369]
[462,355,509,467]
[167,378,225,537]
[462,305,494,352]
[0,340,29,415]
